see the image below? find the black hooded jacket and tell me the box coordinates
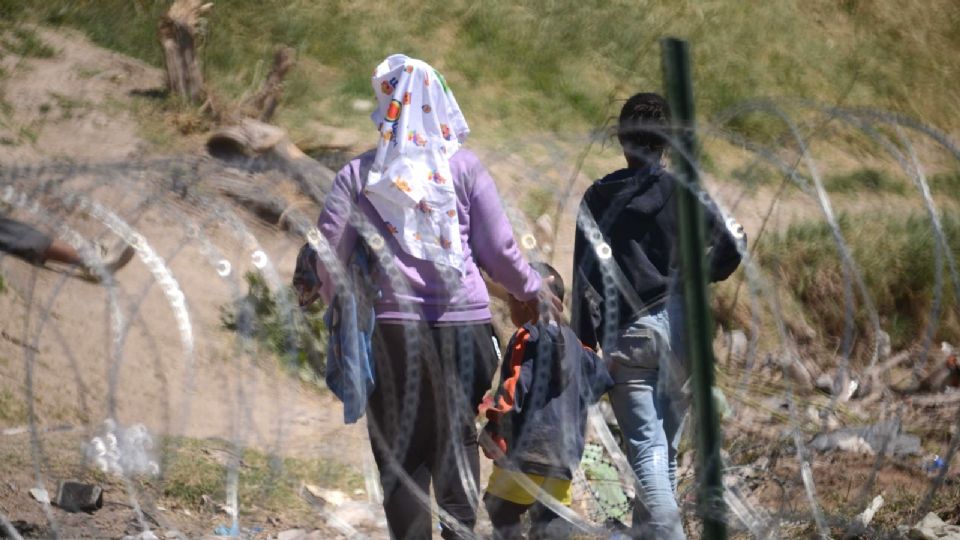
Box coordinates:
[571,165,745,350]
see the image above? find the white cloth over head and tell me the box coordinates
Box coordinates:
[365,54,470,273]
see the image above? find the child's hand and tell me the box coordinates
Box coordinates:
[539,275,564,317]
[479,431,507,460]
[514,276,565,326]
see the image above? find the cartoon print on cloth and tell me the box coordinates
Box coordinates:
[366,54,470,272]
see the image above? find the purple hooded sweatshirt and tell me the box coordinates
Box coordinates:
[316,148,541,324]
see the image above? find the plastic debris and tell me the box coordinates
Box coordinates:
[924,454,946,476]
[84,419,159,477]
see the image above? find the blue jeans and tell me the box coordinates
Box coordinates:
[607,297,687,540]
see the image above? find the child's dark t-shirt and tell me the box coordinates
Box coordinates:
[484,321,613,480]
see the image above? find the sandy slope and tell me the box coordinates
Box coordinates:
[0,26,369,464]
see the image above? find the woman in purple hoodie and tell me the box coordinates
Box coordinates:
[313,54,550,539]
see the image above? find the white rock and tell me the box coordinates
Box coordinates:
[909,512,960,540]
[303,484,346,506]
[728,330,748,364]
[351,99,374,112]
[29,487,50,504]
[121,532,158,540]
[334,501,380,528]
[277,529,308,540]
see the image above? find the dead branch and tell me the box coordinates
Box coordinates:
[247,47,296,122]
[908,392,960,407]
[158,0,212,103]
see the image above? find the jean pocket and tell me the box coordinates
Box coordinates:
[609,326,665,370]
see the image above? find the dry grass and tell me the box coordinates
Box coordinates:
[2,0,957,141]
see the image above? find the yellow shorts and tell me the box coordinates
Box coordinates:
[485,465,572,506]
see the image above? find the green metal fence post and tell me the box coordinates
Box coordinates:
[660,37,728,540]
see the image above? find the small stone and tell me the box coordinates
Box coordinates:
[303,484,346,506]
[55,480,103,513]
[121,532,158,540]
[29,487,50,504]
[333,501,379,528]
[908,512,960,540]
[277,529,307,540]
[7,521,41,537]
[728,330,748,364]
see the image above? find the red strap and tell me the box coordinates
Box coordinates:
[485,328,530,424]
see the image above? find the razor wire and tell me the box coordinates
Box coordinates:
[0,101,958,539]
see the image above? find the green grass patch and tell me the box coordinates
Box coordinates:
[220,272,327,383]
[930,171,960,200]
[3,0,957,139]
[0,388,28,425]
[758,212,960,354]
[0,25,56,58]
[730,161,780,188]
[161,437,363,513]
[522,186,555,221]
[824,168,906,195]
[48,91,91,119]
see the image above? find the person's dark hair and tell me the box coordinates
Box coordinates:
[530,262,564,302]
[618,92,671,161]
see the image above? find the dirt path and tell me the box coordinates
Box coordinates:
[0,25,379,539]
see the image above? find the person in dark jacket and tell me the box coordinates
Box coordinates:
[571,92,745,539]
[482,263,613,540]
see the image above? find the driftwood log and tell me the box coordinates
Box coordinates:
[159,0,212,103]
[207,119,335,208]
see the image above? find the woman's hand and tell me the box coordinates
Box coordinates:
[523,275,565,325]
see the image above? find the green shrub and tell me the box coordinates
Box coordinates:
[731,162,779,188]
[9,0,959,136]
[929,171,960,200]
[759,213,960,354]
[522,186,555,221]
[824,168,905,195]
[220,272,327,381]
[0,26,56,58]
[161,437,362,512]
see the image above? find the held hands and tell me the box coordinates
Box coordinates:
[524,275,566,326]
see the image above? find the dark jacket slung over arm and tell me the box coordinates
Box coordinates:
[484,322,613,480]
[571,166,745,350]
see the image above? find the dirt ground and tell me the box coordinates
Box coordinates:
[0,26,378,539]
[3,22,960,540]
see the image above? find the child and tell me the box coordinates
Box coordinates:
[481,263,613,539]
